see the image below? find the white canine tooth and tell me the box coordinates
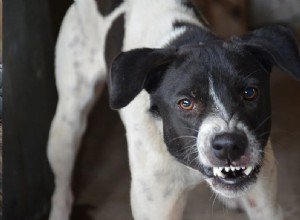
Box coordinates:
[236,167,240,170]
[225,167,230,172]
[218,171,225,178]
[213,167,226,178]
[230,166,236,171]
[244,166,253,175]
[213,167,217,176]
[241,166,245,170]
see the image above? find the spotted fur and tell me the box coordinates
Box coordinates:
[47,0,300,220]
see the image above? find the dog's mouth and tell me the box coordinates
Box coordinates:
[213,166,254,179]
[188,158,260,190]
[213,166,258,184]
[207,165,260,194]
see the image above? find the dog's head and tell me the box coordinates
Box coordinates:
[109,26,300,197]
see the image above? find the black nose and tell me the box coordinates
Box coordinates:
[212,133,247,161]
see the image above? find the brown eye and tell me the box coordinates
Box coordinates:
[178,98,194,110]
[243,87,259,101]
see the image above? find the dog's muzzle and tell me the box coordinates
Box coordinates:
[196,128,262,197]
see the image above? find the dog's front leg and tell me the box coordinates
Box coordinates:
[242,143,283,220]
[123,115,202,220]
[130,158,194,220]
[47,0,107,219]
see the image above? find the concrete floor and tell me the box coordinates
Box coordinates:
[71,69,300,220]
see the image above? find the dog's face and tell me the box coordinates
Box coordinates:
[148,45,271,197]
[109,26,300,197]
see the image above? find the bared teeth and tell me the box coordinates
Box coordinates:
[213,167,217,176]
[213,166,253,177]
[213,167,225,177]
[243,166,253,175]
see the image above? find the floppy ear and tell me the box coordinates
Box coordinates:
[231,25,300,79]
[108,48,176,109]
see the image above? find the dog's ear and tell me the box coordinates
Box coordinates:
[231,25,300,79]
[109,48,176,109]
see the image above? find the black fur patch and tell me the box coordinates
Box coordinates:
[105,13,125,69]
[150,43,272,169]
[95,0,123,16]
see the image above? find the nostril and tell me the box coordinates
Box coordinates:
[212,142,228,160]
[212,132,248,161]
[232,145,240,151]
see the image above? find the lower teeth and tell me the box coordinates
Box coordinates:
[213,166,253,177]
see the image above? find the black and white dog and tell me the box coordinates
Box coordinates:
[47,0,300,219]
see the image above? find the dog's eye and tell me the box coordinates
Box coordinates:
[243,87,259,101]
[178,98,194,110]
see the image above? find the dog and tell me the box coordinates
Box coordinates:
[47,0,300,219]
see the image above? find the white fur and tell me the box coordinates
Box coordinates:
[47,0,282,219]
[123,0,203,50]
[209,76,230,120]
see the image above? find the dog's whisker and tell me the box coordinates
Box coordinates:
[269,129,300,138]
[167,135,197,144]
[209,191,215,202]
[180,126,199,133]
[182,146,198,164]
[255,114,273,131]
[183,138,197,145]
[257,131,271,138]
[256,129,294,139]
[243,68,267,80]
[181,141,197,149]
[256,149,279,165]
[211,193,219,215]
[188,152,200,166]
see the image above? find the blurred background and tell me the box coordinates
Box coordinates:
[0,0,3,218]
[2,0,300,220]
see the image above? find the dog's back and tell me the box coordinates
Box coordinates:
[56,0,205,78]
